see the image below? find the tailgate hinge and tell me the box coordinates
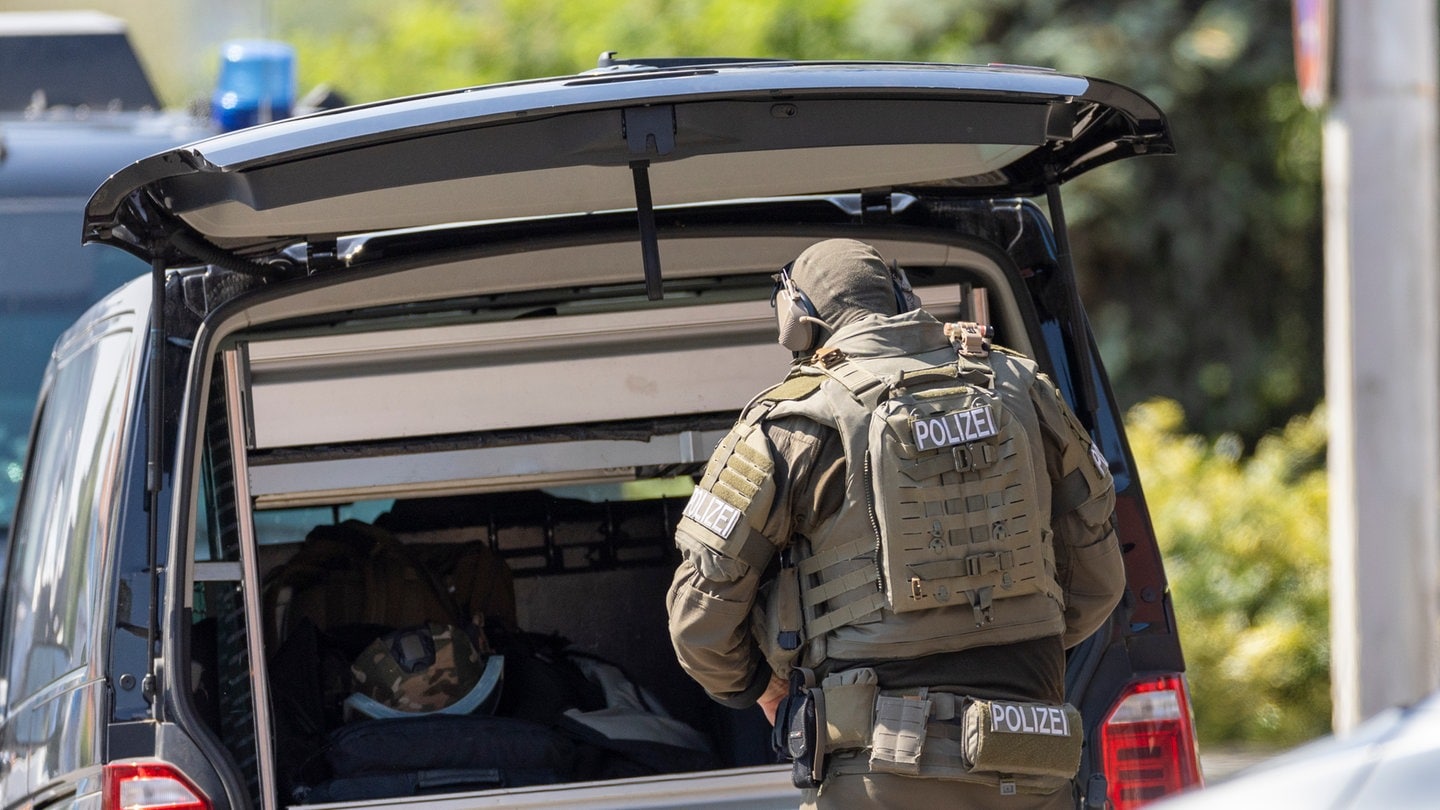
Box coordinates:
[860,189,895,223]
[306,238,341,274]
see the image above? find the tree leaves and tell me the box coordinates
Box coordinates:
[1129,398,1330,745]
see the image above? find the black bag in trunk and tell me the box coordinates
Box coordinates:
[294,714,579,803]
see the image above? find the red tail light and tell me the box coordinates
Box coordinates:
[1100,674,1204,809]
[103,762,211,810]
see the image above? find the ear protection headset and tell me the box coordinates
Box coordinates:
[889,260,922,313]
[773,261,826,353]
[772,258,920,354]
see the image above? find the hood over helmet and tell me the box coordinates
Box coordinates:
[774,238,919,353]
[788,238,901,333]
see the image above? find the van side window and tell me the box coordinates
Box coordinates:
[1,329,132,706]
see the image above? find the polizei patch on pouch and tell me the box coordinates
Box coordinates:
[911,404,998,452]
[989,701,1071,737]
[682,488,742,539]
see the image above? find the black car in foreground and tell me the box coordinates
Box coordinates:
[1,58,1200,810]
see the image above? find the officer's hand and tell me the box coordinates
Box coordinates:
[758,674,788,726]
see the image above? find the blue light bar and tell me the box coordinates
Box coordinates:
[211,39,295,132]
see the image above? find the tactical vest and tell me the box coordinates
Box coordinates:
[760,336,1066,668]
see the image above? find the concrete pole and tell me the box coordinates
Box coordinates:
[1325,0,1440,731]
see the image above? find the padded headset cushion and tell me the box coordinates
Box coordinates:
[777,293,818,353]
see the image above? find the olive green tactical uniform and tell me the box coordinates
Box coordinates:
[666,239,1124,808]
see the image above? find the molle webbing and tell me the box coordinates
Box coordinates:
[797,351,1060,643]
[716,432,768,510]
[796,536,883,639]
[799,536,876,577]
[677,411,778,572]
[804,575,887,639]
[886,431,1055,607]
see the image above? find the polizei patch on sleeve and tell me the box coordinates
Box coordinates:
[682,487,742,540]
[988,701,1071,737]
[910,404,998,452]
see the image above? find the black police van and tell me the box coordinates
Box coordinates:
[1,56,1203,810]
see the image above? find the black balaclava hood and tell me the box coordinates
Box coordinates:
[788,238,900,336]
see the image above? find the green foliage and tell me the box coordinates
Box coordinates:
[273,0,861,101]
[1127,398,1331,746]
[965,1,1324,444]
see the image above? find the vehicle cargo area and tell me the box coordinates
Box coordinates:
[178,233,1033,807]
[251,483,769,797]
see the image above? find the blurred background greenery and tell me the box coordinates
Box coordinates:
[2,0,1328,751]
[1129,399,1329,748]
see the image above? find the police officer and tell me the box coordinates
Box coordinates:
[666,238,1125,808]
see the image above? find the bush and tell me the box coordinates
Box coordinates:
[1125,398,1330,747]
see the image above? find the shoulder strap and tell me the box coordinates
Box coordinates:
[814,358,889,407]
[733,369,826,426]
[818,352,995,410]
[759,371,826,403]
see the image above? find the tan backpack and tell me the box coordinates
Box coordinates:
[262,519,517,645]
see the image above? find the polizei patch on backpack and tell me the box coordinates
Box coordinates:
[910,404,998,452]
[988,701,1071,738]
[682,488,742,539]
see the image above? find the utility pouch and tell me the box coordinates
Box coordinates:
[819,668,877,751]
[869,693,932,775]
[962,699,1083,779]
[771,668,825,788]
